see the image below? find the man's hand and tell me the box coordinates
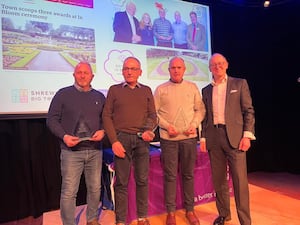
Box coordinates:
[63,134,80,147]
[199,140,207,152]
[112,141,126,158]
[167,124,179,137]
[239,137,251,151]
[132,34,141,43]
[90,129,105,142]
[141,130,155,142]
[183,126,196,136]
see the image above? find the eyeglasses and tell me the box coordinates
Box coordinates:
[209,61,226,68]
[122,67,140,72]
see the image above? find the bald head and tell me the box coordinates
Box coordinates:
[169,56,185,68]
[209,53,227,64]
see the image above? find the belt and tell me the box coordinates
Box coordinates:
[214,124,226,129]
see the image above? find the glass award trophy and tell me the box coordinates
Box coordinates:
[74,114,92,142]
[173,107,188,134]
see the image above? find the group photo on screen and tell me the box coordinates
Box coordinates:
[112,1,209,51]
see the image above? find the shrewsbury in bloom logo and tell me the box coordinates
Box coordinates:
[11,89,28,103]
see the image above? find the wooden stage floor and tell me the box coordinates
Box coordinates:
[1,172,300,225]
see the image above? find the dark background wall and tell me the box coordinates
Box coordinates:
[187,0,300,173]
[209,0,300,173]
[0,0,299,223]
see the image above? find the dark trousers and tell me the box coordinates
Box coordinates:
[174,43,188,49]
[157,41,173,48]
[114,132,150,223]
[160,138,197,212]
[208,127,251,225]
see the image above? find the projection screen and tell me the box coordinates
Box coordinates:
[0,0,211,118]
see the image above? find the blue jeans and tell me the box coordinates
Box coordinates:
[60,149,103,225]
[114,132,150,224]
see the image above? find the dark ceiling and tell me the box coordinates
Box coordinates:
[185,0,296,8]
[219,0,294,7]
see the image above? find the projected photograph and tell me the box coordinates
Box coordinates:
[146,48,209,81]
[2,17,96,72]
[111,1,209,52]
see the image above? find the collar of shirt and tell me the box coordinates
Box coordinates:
[122,82,141,88]
[126,11,132,18]
[169,78,183,84]
[193,22,199,27]
[211,74,228,86]
[74,83,92,92]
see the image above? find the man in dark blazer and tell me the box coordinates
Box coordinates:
[200,53,255,225]
[113,1,141,44]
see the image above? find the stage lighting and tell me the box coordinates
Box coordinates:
[264,0,270,7]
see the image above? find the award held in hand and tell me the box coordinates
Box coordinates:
[74,115,92,142]
[137,117,159,139]
[173,107,188,134]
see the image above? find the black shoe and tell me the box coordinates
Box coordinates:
[213,216,225,225]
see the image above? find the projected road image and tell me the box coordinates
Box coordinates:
[2,17,96,72]
[146,48,209,82]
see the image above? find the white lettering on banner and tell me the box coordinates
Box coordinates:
[194,192,214,202]
[194,186,233,203]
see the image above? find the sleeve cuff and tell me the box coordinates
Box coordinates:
[243,131,256,140]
